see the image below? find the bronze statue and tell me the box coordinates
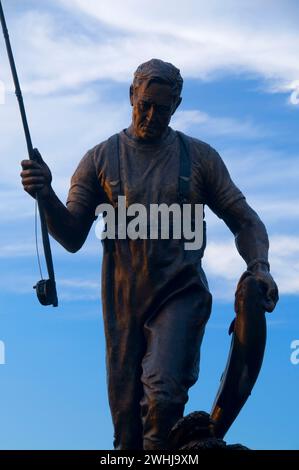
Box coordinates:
[20,59,279,450]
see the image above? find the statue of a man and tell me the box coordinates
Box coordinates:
[20,59,278,450]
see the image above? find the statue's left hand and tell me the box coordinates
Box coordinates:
[237,266,279,313]
[251,269,278,312]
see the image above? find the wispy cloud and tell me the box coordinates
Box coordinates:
[1,1,298,103]
[0,88,130,204]
[52,0,299,105]
[0,0,297,305]
[0,271,101,301]
[1,231,297,302]
[220,147,299,189]
[0,242,36,258]
[59,278,100,301]
[0,191,35,221]
[249,199,299,221]
[204,234,299,300]
[172,110,263,138]
[59,278,99,290]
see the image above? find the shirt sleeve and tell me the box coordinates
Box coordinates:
[204,145,245,219]
[66,148,105,219]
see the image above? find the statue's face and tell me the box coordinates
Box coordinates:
[131,81,179,141]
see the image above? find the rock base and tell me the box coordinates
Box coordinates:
[168,411,249,450]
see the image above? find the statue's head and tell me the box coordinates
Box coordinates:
[130,58,183,141]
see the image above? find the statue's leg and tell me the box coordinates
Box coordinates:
[106,332,145,450]
[140,285,212,450]
[210,273,266,438]
[102,249,145,450]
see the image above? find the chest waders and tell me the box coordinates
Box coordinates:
[100,131,211,450]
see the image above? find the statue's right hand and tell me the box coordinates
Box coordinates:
[20,149,53,199]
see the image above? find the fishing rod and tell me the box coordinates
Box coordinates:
[0,0,58,307]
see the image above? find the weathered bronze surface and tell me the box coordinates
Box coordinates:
[20,59,279,450]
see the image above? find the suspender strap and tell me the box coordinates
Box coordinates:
[176,131,206,258]
[108,131,191,207]
[106,133,122,208]
[104,130,206,258]
[177,131,191,205]
[102,133,121,253]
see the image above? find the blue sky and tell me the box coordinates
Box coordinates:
[0,0,298,450]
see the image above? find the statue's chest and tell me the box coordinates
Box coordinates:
[100,138,206,208]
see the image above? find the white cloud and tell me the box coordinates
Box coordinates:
[1,1,298,103]
[0,191,36,221]
[203,234,299,300]
[0,229,298,302]
[0,272,101,301]
[53,0,299,103]
[172,110,263,138]
[0,0,298,304]
[59,277,100,301]
[0,87,130,204]
[250,199,299,221]
[59,278,99,289]
[206,147,299,226]
[0,242,36,258]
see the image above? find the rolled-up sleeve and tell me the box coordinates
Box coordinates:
[66,149,105,218]
[204,146,245,219]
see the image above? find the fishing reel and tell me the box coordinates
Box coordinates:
[33,279,58,307]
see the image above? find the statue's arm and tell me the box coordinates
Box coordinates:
[21,148,104,253]
[202,144,278,311]
[218,197,278,312]
[41,189,95,253]
[221,198,269,268]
